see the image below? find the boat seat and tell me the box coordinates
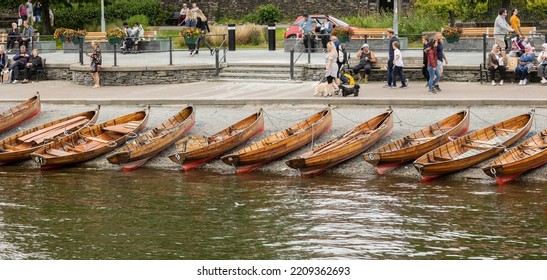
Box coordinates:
[2,144,24,151]
[454,148,483,159]
[433,155,452,161]
[47,148,73,157]
[103,121,141,134]
[494,127,516,133]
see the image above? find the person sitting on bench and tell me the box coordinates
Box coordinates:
[22,48,43,83]
[353,44,376,84]
[10,45,30,84]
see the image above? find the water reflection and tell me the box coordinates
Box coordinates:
[0,167,545,259]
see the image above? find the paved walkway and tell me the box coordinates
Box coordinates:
[1,80,545,107]
[38,48,485,67]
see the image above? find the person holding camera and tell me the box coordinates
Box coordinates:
[352,43,376,84]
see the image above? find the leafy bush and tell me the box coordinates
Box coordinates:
[126,14,150,29]
[414,0,457,19]
[256,4,281,24]
[106,0,166,26]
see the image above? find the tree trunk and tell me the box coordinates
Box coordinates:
[41,1,52,35]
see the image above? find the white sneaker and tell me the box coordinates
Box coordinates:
[491,80,496,86]
[541,78,547,84]
[499,80,504,86]
[519,80,523,85]
[523,78,527,85]
[12,80,19,84]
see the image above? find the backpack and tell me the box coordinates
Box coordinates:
[337,43,347,64]
[339,72,355,85]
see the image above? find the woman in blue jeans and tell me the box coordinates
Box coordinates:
[426,39,441,93]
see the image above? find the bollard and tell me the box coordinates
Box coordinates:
[228,23,236,51]
[482,33,487,66]
[290,48,294,80]
[79,37,84,65]
[268,23,276,51]
[113,44,118,66]
[169,36,173,65]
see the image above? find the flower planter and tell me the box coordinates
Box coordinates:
[71,37,80,45]
[446,36,460,43]
[108,38,123,46]
[59,36,66,43]
[183,36,199,45]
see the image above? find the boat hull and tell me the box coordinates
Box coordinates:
[0,93,41,133]
[413,112,534,181]
[286,110,393,178]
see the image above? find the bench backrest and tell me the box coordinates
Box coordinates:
[85,32,107,42]
[461,27,490,36]
[143,30,156,40]
[353,28,387,39]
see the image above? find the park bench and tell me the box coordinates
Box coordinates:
[352,28,387,39]
[84,31,107,42]
[480,56,538,83]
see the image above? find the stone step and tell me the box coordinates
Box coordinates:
[219,72,291,80]
[223,67,294,73]
[226,63,292,68]
[209,78,303,83]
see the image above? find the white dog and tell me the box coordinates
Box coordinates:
[313,82,333,97]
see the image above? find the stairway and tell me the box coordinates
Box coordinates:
[215,63,303,82]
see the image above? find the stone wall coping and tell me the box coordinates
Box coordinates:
[69,64,217,72]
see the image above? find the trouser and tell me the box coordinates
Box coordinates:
[538,64,547,79]
[427,66,441,90]
[353,63,371,76]
[489,66,506,81]
[515,66,529,80]
[321,33,330,49]
[422,65,430,82]
[19,39,30,49]
[10,60,26,80]
[7,37,17,50]
[393,66,407,86]
[24,67,37,80]
[303,34,316,51]
[387,59,395,86]
[196,35,213,52]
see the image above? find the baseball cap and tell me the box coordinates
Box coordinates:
[361,44,369,49]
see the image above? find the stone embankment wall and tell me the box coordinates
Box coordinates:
[163,0,412,21]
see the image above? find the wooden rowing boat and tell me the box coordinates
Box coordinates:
[31,108,149,170]
[286,108,393,178]
[220,108,332,174]
[0,92,41,133]
[363,108,470,175]
[413,111,534,182]
[168,109,264,171]
[106,106,195,171]
[0,107,100,165]
[482,128,547,186]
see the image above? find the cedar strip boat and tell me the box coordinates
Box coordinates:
[220,108,332,174]
[31,108,149,170]
[363,108,470,175]
[106,106,195,171]
[286,108,393,178]
[168,109,264,171]
[482,128,547,186]
[413,111,534,182]
[0,93,41,133]
[0,107,100,165]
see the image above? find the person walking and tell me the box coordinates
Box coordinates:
[392,41,408,89]
[384,28,399,88]
[494,8,514,62]
[194,16,213,56]
[537,43,547,85]
[487,44,506,86]
[509,8,522,38]
[421,34,430,87]
[426,39,440,94]
[86,41,102,88]
[324,41,340,98]
[433,32,447,91]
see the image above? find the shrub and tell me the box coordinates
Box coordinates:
[332,26,354,38]
[441,26,463,38]
[126,14,149,29]
[256,4,281,24]
[107,28,126,39]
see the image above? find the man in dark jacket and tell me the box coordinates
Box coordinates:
[384,28,399,88]
[10,45,30,83]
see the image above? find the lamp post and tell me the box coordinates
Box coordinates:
[392,0,399,35]
[101,0,105,32]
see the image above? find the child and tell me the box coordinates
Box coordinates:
[392,41,408,88]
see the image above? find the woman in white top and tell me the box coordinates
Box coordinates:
[392,41,408,88]
[324,41,339,98]
[487,44,506,86]
[537,43,547,84]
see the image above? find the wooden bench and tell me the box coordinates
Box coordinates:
[85,32,107,42]
[480,56,538,83]
[352,28,387,39]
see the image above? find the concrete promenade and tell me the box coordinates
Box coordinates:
[0,49,545,107]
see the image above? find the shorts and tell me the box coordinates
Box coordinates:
[437,60,444,69]
[495,36,506,50]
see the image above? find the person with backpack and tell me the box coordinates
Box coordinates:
[353,43,376,84]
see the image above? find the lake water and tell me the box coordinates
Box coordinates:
[0,167,545,260]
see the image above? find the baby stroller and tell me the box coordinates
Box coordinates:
[338,53,355,86]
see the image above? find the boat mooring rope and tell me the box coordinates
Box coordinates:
[469,110,494,125]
